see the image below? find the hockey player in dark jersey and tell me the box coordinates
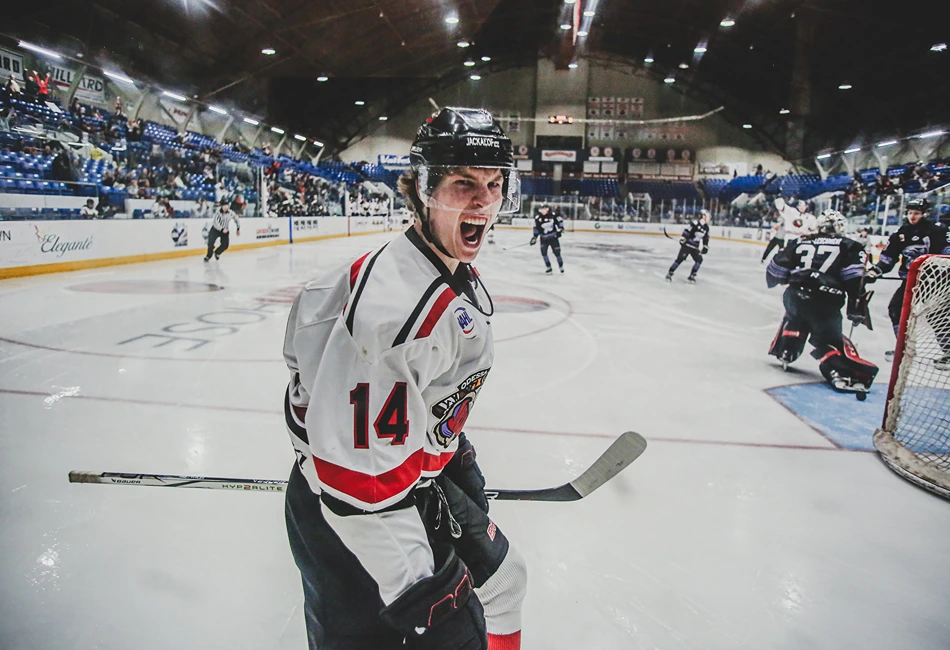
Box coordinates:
[867,198,950,369]
[530,204,564,274]
[767,210,879,398]
[666,209,711,282]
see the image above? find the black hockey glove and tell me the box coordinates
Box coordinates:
[678,237,687,246]
[702,246,708,254]
[529,236,537,246]
[866,265,883,283]
[441,433,489,513]
[380,547,487,650]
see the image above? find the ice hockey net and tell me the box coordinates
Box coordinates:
[874,255,950,499]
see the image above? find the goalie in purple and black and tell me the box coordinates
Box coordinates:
[766,210,879,398]
[530,205,564,274]
[866,198,950,369]
[666,209,711,283]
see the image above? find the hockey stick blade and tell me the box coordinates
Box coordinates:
[68,432,647,502]
[485,431,647,501]
[663,227,674,240]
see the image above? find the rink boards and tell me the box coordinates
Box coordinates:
[0,215,389,279]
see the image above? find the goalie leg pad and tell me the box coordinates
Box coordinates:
[812,339,879,387]
[769,314,808,362]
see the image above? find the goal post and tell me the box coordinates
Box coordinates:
[874,254,950,499]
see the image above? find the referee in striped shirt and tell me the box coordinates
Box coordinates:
[205,199,241,262]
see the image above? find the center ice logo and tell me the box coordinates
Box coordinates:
[455,307,475,336]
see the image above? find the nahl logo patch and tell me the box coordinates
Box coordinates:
[431,368,490,447]
[455,306,476,337]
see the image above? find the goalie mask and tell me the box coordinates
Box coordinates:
[817,209,847,236]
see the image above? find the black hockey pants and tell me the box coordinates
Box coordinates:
[669,245,703,276]
[206,227,229,259]
[761,236,785,261]
[540,237,563,270]
[285,463,511,650]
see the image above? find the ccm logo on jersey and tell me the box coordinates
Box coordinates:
[466,136,499,148]
[455,306,476,337]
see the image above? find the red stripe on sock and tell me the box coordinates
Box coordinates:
[488,631,522,650]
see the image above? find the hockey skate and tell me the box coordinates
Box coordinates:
[687,274,697,284]
[884,350,895,361]
[665,272,673,282]
[560,266,564,273]
[934,355,950,371]
[545,267,553,275]
[828,370,869,401]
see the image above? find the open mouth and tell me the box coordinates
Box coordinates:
[460,216,488,248]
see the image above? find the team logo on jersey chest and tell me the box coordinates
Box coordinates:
[431,368,490,447]
[455,307,476,337]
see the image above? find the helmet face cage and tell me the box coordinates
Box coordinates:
[818,209,846,236]
[415,165,521,216]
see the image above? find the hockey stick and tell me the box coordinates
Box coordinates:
[663,227,675,240]
[69,431,647,502]
[502,242,531,251]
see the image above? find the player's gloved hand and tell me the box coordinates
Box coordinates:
[702,246,708,254]
[380,547,487,650]
[678,238,687,246]
[529,236,537,246]
[236,230,241,236]
[441,433,489,513]
[866,265,883,282]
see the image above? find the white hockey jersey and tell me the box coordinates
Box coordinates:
[777,203,817,239]
[282,227,494,603]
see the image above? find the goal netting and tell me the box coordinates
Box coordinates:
[874,255,950,499]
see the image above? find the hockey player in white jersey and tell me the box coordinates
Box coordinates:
[283,108,526,650]
[774,197,817,246]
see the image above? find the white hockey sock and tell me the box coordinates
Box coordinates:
[475,544,527,635]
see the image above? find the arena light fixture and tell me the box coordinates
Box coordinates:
[678,62,689,69]
[317,76,329,82]
[583,10,595,17]
[103,70,135,85]
[568,62,579,69]
[694,46,707,53]
[577,30,589,37]
[208,105,228,115]
[838,83,852,90]
[294,134,307,141]
[271,127,285,134]
[243,118,260,125]
[379,116,388,121]
[720,18,736,27]
[19,41,63,60]
[931,43,947,52]
[354,100,365,106]
[560,23,572,30]
[876,140,898,148]
[844,147,861,154]
[664,75,675,84]
[457,40,470,48]
[742,124,752,129]
[779,108,790,114]
[816,153,832,160]
[481,55,491,62]
[470,74,482,80]
[445,16,460,25]
[162,91,188,102]
[464,59,476,67]
[918,130,946,139]
[565,0,576,4]
[261,48,276,56]
[644,56,655,64]
[313,141,324,148]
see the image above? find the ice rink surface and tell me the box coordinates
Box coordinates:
[2,228,949,650]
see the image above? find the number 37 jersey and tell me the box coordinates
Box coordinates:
[282,228,494,511]
[766,234,867,291]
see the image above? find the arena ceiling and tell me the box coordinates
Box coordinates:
[6,0,948,162]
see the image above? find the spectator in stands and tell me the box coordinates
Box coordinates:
[0,107,14,133]
[33,70,51,103]
[51,146,77,182]
[114,97,124,117]
[4,74,21,97]
[80,199,99,219]
[194,195,211,219]
[23,71,39,101]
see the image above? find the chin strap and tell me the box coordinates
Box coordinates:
[419,207,454,259]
